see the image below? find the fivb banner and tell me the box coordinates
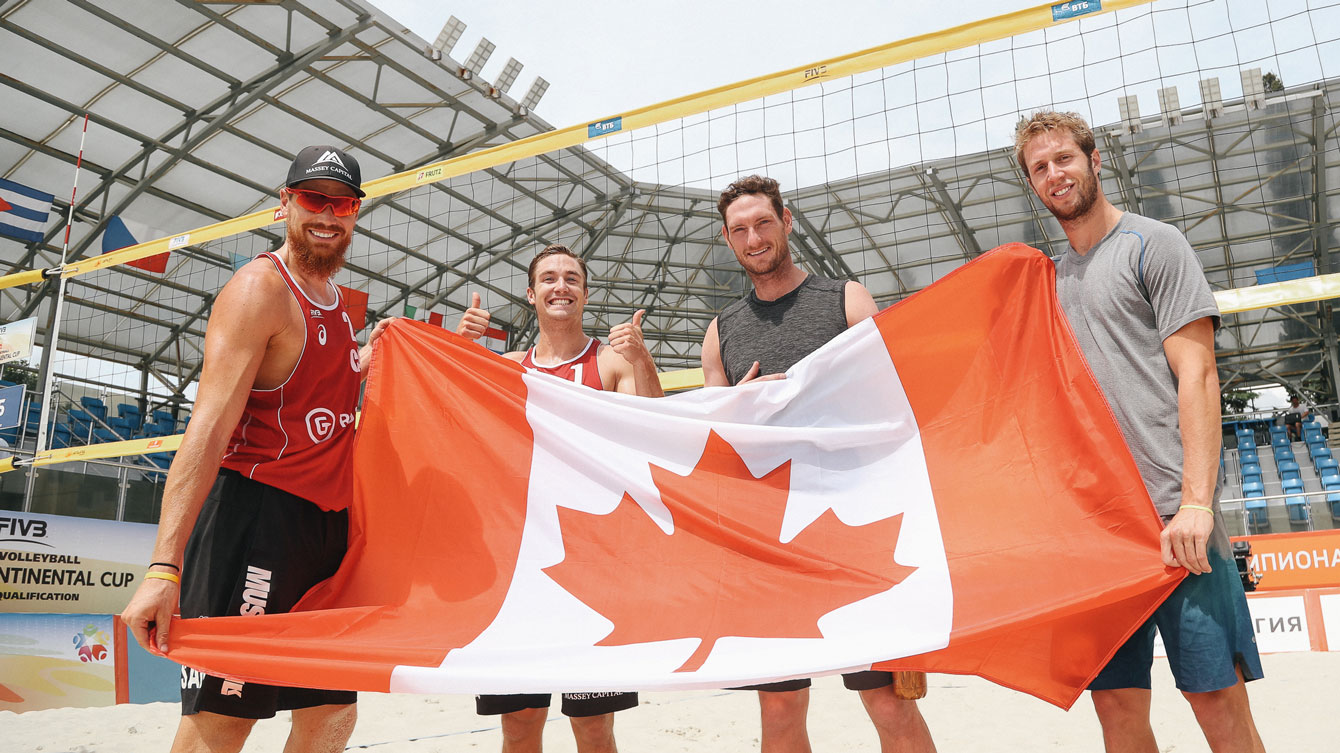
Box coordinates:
[0,316,37,365]
[0,511,155,613]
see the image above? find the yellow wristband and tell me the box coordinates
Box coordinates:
[1179,504,1214,514]
[145,571,180,585]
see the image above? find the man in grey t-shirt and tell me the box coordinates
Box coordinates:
[1016,111,1265,753]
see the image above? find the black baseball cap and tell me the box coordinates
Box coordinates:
[285,145,366,197]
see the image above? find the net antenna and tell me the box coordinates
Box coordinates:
[493,58,524,98]
[519,77,549,114]
[428,15,466,62]
[462,38,495,80]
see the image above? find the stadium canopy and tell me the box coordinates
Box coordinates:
[1,0,1337,405]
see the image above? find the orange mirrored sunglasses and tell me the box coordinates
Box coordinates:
[286,188,361,217]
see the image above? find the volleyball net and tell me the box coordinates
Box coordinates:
[5,0,1340,473]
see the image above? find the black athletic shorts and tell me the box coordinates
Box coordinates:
[178,468,355,719]
[734,671,893,692]
[475,692,639,718]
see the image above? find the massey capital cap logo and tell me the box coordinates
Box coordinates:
[304,149,355,180]
[314,150,347,169]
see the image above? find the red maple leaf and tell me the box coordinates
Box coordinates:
[543,429,916,673]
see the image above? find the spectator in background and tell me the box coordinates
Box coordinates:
[1283,394,1312,442]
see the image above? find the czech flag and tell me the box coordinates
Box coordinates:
[102,215,169,274]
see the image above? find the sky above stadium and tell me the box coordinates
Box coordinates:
[370,0,1040,130]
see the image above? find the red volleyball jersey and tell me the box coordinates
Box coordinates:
[220,253,362,511]
[520,337,604,390]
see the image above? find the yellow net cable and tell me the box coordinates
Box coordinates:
[0,0,1155,291]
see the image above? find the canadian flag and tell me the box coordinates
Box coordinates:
[167,244,1181,708]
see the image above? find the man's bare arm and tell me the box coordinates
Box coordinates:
[700,318,730,387]
[358,317,394,377]
[1160,316,1221,575]
[844,280,880,328]
[119,265,289,652]
[607,309,663,397]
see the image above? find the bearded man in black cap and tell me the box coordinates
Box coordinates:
[122,145,390,753]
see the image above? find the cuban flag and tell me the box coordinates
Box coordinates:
[102,215,169,273]
[165,244,1182,709]
[0,178,54,244]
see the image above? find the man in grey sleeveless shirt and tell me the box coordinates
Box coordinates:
[700,175,937,753]
[1016,112,1265,753]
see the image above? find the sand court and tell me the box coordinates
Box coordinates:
[7,652,1332,752]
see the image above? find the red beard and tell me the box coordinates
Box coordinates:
[286,219,350,279]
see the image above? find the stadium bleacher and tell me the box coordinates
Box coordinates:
[1224,415,1336,534]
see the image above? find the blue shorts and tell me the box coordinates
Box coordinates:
[1090,549,1263,694]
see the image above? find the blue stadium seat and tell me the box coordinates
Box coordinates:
[1282,476,1304,494]
[1269,425,1287,441]
[66,408,93,441]
[1271,435,1290,449]
[1286,495,1311,527]
[51,424,72,448]
[92,427,119,444]
[1243,482,1269,533]
[1323,474,1340,521]
[1311,445,1332,462]
[106,416,132,439]
[79,396,107,421]
[24,403,43,432]
[1273,445,1295,462]
[142,451,173,482]
[1239,449,1259,465]
[1240,462,1262,486]
[1278,459,1302,483]
[116,403,142,431]
[1316,456,1339,478]
[1237,435,1257,451]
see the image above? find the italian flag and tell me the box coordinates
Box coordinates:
[167,244,1180,708]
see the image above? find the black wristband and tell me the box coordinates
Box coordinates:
[148,561,181,572]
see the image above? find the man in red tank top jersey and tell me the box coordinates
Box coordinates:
[121,146,391,753]
[456,244,662,753]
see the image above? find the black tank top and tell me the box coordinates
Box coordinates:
[717,274,848,385]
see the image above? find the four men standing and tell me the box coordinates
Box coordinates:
[120,115,1269,753]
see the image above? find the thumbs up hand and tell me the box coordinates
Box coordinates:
[456,292,492,341]
[609,309,652,366]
